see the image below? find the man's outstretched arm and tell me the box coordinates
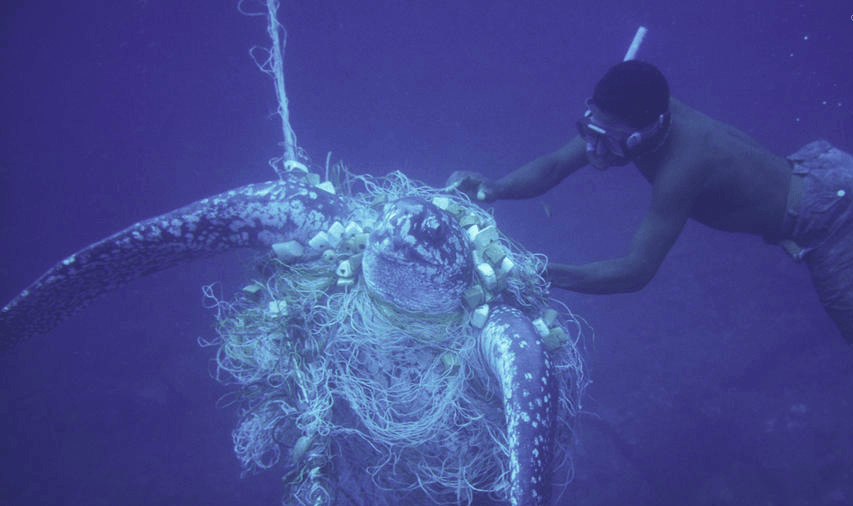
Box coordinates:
[447,136,587,201]
[548,163,695,294]
[492,136,588,199]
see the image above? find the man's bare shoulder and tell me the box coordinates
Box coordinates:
[670,99,781,166]
[636,100,710,185]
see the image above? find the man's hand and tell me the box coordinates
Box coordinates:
[445,171,499,202]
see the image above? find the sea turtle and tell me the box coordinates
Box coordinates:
[0,168,586,506]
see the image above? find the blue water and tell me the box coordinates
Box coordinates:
[1,1,851,505]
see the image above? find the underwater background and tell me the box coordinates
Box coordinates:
[1,1,851,505]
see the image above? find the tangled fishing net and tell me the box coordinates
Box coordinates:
[200,167,588,506]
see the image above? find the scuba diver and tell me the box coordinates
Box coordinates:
[447,60,853,344]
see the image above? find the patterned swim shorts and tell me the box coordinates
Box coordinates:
[782,140,853,343]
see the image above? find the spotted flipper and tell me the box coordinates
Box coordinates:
[479,305,557,506]
[0,177,347,348]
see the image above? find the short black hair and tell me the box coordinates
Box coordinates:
[592,61,670,129]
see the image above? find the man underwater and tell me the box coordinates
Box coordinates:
[447,60,853,344]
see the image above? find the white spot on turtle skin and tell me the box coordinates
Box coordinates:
[228,219,245,232]
[253,186,272,197]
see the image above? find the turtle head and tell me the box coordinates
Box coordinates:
[362,198,472,314]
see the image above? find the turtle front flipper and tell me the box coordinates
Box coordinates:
[0,176,347,347]
[479,305,558,506]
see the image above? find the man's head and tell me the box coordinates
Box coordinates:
[578,60,671,169]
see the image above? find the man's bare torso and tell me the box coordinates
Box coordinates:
[637,99,793,240]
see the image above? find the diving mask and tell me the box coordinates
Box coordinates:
[576,99,670,169]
